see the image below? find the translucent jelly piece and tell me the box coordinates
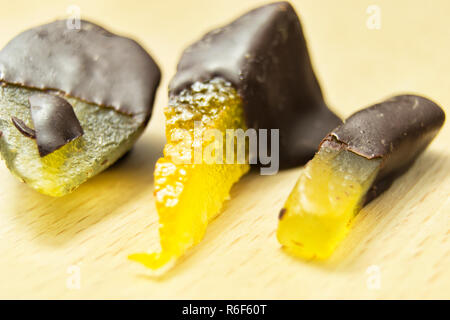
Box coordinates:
[277,142,382,259]
[0,84,144,196]
[129,79,249,272]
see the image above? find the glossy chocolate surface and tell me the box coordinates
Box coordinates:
[170,2,341,168]
[322,94,445,202]
[29,93,84,157]
[0,20,160,119]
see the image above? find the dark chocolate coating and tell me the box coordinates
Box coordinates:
[0,20,160,119]
[29,93,84,157]
[11,116,36,139]
[169,2,341,168]
[321,94,445,202]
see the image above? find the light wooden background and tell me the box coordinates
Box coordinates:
[0,0,449,299]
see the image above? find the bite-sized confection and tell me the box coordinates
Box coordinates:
[130,2,340,273]
[170,1,341,168]
[0,20,160,196]
[277,95,445,259]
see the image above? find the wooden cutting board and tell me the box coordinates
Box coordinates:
[0,0,449,299]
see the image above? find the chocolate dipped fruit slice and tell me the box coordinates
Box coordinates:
[129,2,340,272]
[0,20,160,196]
[170,1,341,169]
[277,95,445,259]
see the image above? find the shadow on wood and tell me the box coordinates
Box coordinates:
[9,134,164,246]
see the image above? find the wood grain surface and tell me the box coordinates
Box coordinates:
[0,0,449,299]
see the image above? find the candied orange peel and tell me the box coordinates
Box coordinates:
[129,79,249,272]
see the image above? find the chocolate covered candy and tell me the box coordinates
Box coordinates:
[170,1,341,168]
[130,2,341,273]
[325,95,446,203]
[0,20,160,196]
[277,95,445,259]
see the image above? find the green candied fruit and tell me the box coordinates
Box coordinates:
[0,84,145,197]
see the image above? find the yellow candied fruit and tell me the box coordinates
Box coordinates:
[129,79,250,272]
[33,138,84,196]
[277,143,381,259]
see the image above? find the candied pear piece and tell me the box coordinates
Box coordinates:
[277,95,445,259]
[0,20,160,196]
[0,86,145,196]
[129,79,249,272]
